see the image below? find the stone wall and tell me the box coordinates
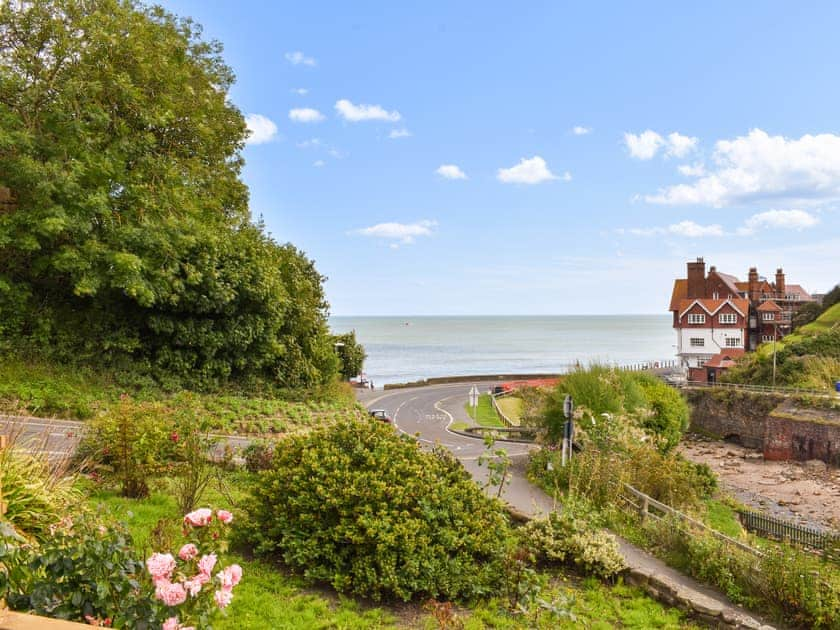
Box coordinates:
[764,401,840,464]
[686,389,781,450]
[688,389,840,464]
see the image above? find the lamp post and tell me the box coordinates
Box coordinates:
[561,395,574,467]
[772,322,778,387]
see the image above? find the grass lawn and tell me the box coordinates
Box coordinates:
[86,479,402,629]
[465,394,505,428]
[495,396,523,427]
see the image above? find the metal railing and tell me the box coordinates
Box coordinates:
[490,390,516,427]
[684,380,832,397]
[738,509,840,554]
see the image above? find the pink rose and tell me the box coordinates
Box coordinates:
[146,553,176,580]
[197,553,217,577]
[214,589,233,609]
[217,564,243,590]
[178,543,198,561]
[162,618,180,630]
[216,509,233,524]
[182,577,202,597]
[183,508,213,527]
[155,581,187,607]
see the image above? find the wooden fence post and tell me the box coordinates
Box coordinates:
[0,433,6,516]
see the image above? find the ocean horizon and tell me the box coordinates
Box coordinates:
[330,314,676,385]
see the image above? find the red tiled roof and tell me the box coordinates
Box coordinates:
[677,297,750,318]
[783,284,813,300]
[711,271,741,296]
[757,300,781,312]
[669,279,687,311]
[706,349,745,369]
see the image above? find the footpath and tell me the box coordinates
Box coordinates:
[438,396,780,630]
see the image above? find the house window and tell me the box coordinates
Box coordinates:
[761,334,775,343]
[719,313,737,324]
[725,337,741,347]
[687,314,706,324]
[697,359,707,367]
[762,312,775,321]
[690,338,705,347]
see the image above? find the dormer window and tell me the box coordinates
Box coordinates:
[712,291,719,300]
[719,313,737,325]
[762,312,775,322]
[687,314,706,324]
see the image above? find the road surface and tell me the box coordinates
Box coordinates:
[357,382,556,516]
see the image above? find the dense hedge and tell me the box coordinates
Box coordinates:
[244,419,511,601]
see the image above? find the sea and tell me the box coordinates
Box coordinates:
[329,315,676,385]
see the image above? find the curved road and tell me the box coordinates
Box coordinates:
[357,382,555,516]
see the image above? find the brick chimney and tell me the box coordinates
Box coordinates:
[775,268,785,297]
[748,267,760,302]
[687,257,706,298]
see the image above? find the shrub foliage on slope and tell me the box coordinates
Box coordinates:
[0,0,338,388]
[244,419,511,602]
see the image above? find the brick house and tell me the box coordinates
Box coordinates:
[669,258,816,382]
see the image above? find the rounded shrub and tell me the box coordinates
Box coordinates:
[244,419,511,601]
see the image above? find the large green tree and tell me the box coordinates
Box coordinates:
[0,0,339,387]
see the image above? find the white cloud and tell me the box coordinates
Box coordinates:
[628,220,724,238]
[389,128,412,139]
[353,220,437,245]
[625,129,697,160]
[572,126,591,136]
[561,171,572,182]
[436,164,467,180]
[646,129,840,206]
[678,162,706,177]
[624,209,819,238]
[289,108,325,123]
[313,160,325,168]
[624,130,665,160]
[665,132,698,158]
[296,138,322,148]
[497,156,558,184]
[244,113,278,145]
[285,51,316,66]
[291,87,309,95]
[335,99,401,122]
[738,209,819,235]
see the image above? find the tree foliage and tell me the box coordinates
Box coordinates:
[331,330,366,380]
[0,0,340,388]
[244,419,511,602]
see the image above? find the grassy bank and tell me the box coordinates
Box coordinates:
[84,476,700,630]
[465,394,505,428]
[0,358,364,434]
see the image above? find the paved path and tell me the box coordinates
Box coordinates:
[360,383,778,629]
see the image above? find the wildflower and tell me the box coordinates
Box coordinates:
[146,553,176,581]
[178,543,198,561]
[170,431,180,443]
[216,509,233,524]
[214,589,233,609]
[162,618,180,630]
[184,508,213,527]
[155,581,187,607]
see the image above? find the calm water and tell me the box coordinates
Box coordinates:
[329,315,675,385]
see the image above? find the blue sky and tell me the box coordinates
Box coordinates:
[162,1,840,315]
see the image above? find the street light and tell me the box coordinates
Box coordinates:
[772,322,778,387]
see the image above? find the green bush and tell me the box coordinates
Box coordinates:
[244,419,511,601]
[242,440,275,473]
[77,396,178,498]
[634,374,689,453]
[5,515,162,627]
[522,508,625,580]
